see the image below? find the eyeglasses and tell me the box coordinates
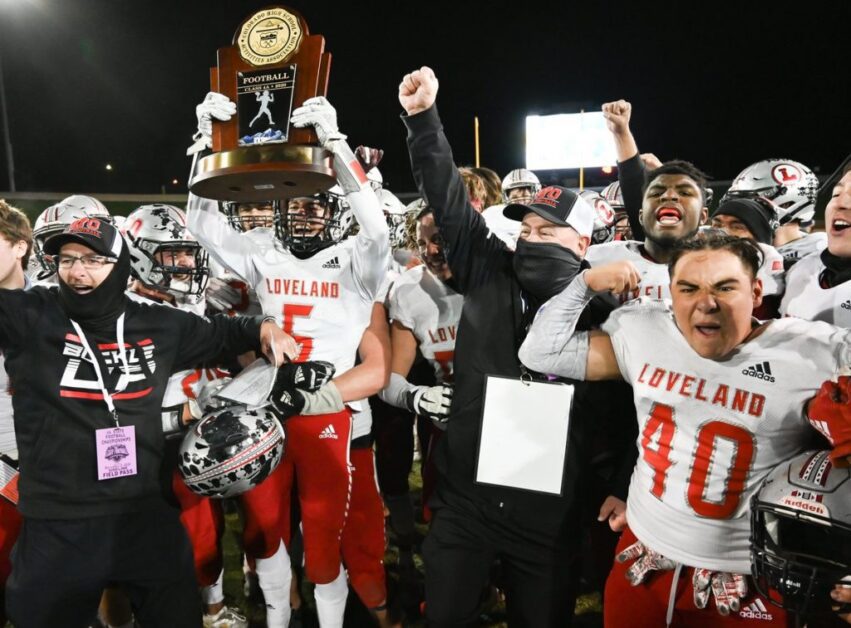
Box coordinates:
[46,254,117,270]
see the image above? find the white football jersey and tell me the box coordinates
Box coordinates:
[602,301,851,572]
[586,241,671,304]
[208,257,263,317]
[777,231,827,266]
[187,198,388,400]
[0,354,15,460]
[756,242,785,297]
[389,265,464,384]
[780,252,851,326]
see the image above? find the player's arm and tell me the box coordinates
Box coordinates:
[519,263,639,381]
[399,66,508,294]
[289,97,390,300]
[602,99,646,240]
[332,302,391,402]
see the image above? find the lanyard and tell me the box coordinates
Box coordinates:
[70,314,131,427]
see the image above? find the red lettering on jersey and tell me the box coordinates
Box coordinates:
[265,278,340,298]
[680,375,695,396]
[182,369,202,400]
[749,394,765,418]
[637,363,650,383]
[648,368,664,387]
[665,372,681,391]
[712,384,729,407]
[731,389,748,413]
[694,378,708,401]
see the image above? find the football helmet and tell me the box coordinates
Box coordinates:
[724,159,819,225]
[751,449,851,619]
[122,204,210,296]
[178,405,285,498]
[276,190,349,255]
[600,181,624,210]
[32,195,112,278]
[378,188,407,249]
[501,169,541,203]
[579,190,616,245]
[222,200,278,232]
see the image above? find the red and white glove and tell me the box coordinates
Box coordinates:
[807,376,851,464]
[692,569,747,616]
[616,541,676,586]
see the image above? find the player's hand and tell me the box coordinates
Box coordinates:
[806,376,851,465]
[274,361,336,394]
[399,66,439,116]
[187,92,236,156]
[598,495,627,532]
[406,384,453,425]
[830,579,851,621]
[640,152,663,170]
[585,261,641,294]
[616,540,676,586]
[290,96,346,149]
[259,321,299,365]
[692,569,747,616]
[205,277,242,313]
[602,100,632,137]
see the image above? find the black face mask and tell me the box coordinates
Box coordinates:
[58,247,131,331]
[820,248,851,288]
[513,239,586,302]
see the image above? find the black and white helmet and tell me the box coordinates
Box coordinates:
[178,405,285,498]
[32,195,111,277]
[501,169,541,203]
[724,159,819,225]
[122,204,210,296]
[276,190,350,255]
[751,450,851,620]
[600,181,625,210]
[379,188,407,249]
[579,190,616,245]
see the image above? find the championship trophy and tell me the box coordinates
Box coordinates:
[190,6,335,201]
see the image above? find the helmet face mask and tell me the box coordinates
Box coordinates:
[123,204,210,297]
[276,193,348,255]
[224,201,278,232]
[502,168,542,204]
[724,159,819,225]
[751,450,851,620]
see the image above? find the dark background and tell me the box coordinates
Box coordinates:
[0,0,848,196]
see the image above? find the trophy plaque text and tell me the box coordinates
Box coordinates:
[190,6,335,202]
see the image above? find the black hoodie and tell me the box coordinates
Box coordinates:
[0,257,265,518]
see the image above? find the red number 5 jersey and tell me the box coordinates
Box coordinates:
[602,300,851,572]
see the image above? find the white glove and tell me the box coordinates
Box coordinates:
[187,92,237,156]
[188,378,234,421]
[406,384,453,425]
[616,541,677,586]
[692,569,747,616]
[290,96,346,149]
[205,277,243,312]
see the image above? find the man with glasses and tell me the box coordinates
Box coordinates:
[1,216,295,628]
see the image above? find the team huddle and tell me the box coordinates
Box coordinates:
[0,65,849,628]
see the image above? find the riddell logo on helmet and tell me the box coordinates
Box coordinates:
[69,217,103,237]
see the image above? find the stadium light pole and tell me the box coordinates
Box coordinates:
[0,51,14,192]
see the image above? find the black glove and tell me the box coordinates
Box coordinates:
[270,361,336,419]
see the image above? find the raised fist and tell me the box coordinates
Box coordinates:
[807,376,851,464]
[399,66,439,116]
[602,100,632,137]
[585,261,641,295]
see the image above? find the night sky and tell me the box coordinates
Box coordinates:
[0,0,848,199]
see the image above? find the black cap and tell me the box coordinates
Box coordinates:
[503,186,594,237]
[43,217,124,258]
[711,198,777,245]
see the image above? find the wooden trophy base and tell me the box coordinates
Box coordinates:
[191,144,335,202]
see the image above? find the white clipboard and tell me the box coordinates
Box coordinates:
[474,375,574,495]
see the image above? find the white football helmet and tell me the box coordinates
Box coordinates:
[276,189,351,254]
[600,181,625,210]
[122,204,210,296]
[32,195,112,277]
[378,188,407,249]
[724,159,819,225]
[222,200,278,232]
[579,190,616,245]
[501,169,541,203]
[367,167,384,194]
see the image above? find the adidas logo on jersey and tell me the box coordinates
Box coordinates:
[742,361,775,383]
[322,256,341,269]
[841,300,851,310]
[319,424,338,440]
[739,599,773,620]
